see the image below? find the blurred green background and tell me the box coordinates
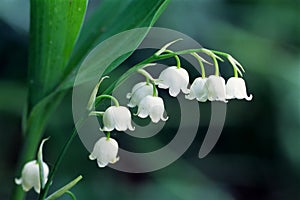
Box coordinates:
[1,0,299,199]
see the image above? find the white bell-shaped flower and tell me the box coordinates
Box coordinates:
[185,77,208,102]
[137,96,168,123]
[226,77,253,101]
[206,75,227,103]
[89,137,119,168]
[15,160,49,193]
[126,82,157,108]
[102,106,135,132]
[158,66,190,97]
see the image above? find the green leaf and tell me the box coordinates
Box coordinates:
[60,0,171,90]
[22,0,88,159]
[28,0,88,108]
[13,1,87,200]
[45,175,82,200]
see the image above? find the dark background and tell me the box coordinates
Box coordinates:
[0,0,299,199]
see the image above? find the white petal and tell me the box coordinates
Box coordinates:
[113,106,133,131]
[16,160,49,193]
[137,96,152,118]
[102,107,116,131]
[97,160,108,168]
[22,182,31,192]
[157,82,169,89]
[102,106,134,131]
[169,87,181,97]
[158,66,190,97]
[137,96,167,123]
[89,153,96,160]
[126,92,133,99]
[34,185,40,193]
[127,82,154,107]
[90,137,119,168]
[178,68,190,94]
[110,156,120,164]
[131,82,147,93]
[15,178,22,185]
[21,161,39,193]
[206,75,227,102]
[149,106,164,123]
[226,77,252,101]
[185,77,208,102]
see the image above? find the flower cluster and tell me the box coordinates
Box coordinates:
[87,40,253,168]
[127,81,168,123]
[186,75,252,102]
[185,50,252,102]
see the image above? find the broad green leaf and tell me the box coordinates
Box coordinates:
[61,0,171,90]
[13,1,87,200]
[28,0,88,108]
[22,0,88,157]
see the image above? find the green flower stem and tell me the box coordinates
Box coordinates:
[137,69,155,82]
[210,50,228,57]
[64,191,77,200]
[100,47,228,102]
[210,50,245,77]
[212,56,220,76]
[233,67,238,77]
[95,95,120,107]
[99,53,180,99]
[99,55,159,103]
[106,132,111,140]
[89,111,104,117]
[152,82,157,97]
[146,77,150,85]
[87,76,109,111]
[164,50,181,68]
[191,52,206,78]
[38,118,85,200]
[200,49,220,76]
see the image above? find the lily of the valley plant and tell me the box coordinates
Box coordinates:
[85,39,252,169]
[15,39,252,199]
